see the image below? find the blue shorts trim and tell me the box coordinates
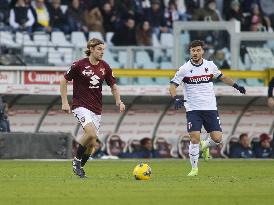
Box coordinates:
[186,110,222,133]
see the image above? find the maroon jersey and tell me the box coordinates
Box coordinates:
[64,57,116,114]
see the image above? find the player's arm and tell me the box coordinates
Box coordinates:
[110,84,125,112]
[60,76,71,113]
[61,63,77,113]
[169,66,186,110]
[219,75,246,94]
[169,83,178,98]
[267,77,274,108]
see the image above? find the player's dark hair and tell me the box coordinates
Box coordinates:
[189,40,205,50]
[239,133,248,140]
[85,38,104,56]
[140,138,151,146]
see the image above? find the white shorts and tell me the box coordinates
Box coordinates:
[72,107,101,135]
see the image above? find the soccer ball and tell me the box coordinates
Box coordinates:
[133,163,152,180]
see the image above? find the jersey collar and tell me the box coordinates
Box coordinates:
[190,58,203,67]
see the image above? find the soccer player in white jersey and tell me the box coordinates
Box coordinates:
[169,40,246,176]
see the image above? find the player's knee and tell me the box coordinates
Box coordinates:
[189,132,200,144]
[190,137,200,144]
[85,131,97,140]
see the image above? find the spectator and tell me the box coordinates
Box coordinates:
[9,0,35,33]
[259,0,274,30]
[211,49,230,69]
[267,77,274,109]
[136,20,152,46]
[225,0,245,31]
[254,133,272,158]
[164,0,181,31]
[229,133,255,158]
[100,2,119,33]
[133,138,159,158]
[0,0,10,28]
[84,6,104,35]
[111,17,137,46]
[192,0,221,21]
[48,0,69,33]
[32,0,51,32]
[66,0,88,33]
[144,0,168,38]
[246,3,272,32]
[117,0,136,21]
[0,96,10,133]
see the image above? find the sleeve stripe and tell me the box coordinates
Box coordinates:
[216,73,223,80]
[170,81,179,87]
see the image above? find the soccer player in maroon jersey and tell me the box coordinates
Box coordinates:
[60,38,125,178]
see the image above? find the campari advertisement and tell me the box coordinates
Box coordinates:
[24,71,65,84]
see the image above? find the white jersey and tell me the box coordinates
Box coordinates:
[171,59,222,112]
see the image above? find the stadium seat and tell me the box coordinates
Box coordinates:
[128,139,142,153]
[33,32,51,46]
[118,51,127,67]
[58,47,73,64]
[15,32,34,46]
[135,51,152,68]
[71,32,87,47]
[89,32,104,41]
[106,134,126,156]
[152,33,163,61]
[154,137,172,158]
[106,32,114,46]
[51,31,71,46]
[48,51,64,65]
[0,31,19,48]
[225,135,239,157]
[209,143,224,158]
[103,49,121,68]
[160,33,174,47]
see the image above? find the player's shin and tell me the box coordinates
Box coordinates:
[81,146,96,167]
[188,143,199,169]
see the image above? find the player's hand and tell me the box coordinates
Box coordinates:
[62,103,71,113]
[117,101,125,112]
[233,83,246,94]
[174,96,186,110]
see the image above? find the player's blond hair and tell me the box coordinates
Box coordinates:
[85,38,104,56]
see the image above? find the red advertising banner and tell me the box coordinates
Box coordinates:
[24,71,65,84]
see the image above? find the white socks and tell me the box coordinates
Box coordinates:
[189,143,199,169]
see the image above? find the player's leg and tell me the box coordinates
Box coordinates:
[80,112,101,168]
[81,143,96,168]
[77,122,97,176]
[72,107,98,178]
[186,111,203,176]
[188,131,201,176]
[201,111,222,160]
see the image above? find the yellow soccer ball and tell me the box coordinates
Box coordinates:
[133,163,152,180]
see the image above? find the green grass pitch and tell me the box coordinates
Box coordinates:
[0,159,274,205]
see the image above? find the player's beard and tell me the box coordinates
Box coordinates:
[191,56,201,64]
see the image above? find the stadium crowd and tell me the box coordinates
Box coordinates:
[1,0,274,43]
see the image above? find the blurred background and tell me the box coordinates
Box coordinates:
[0,0,273,160]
